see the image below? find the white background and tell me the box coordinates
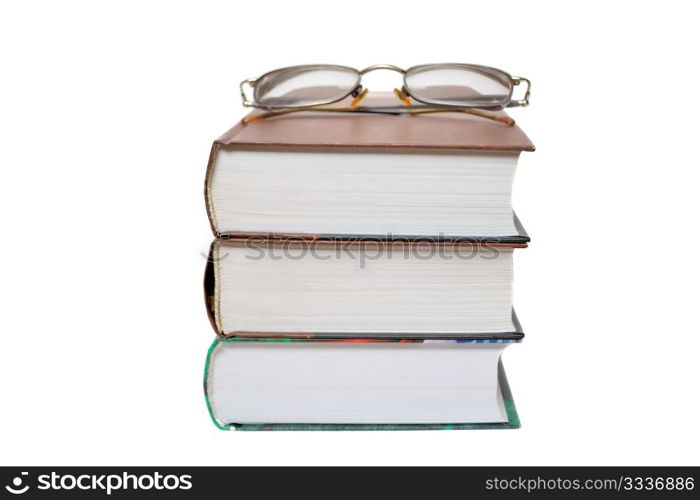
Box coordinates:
[1,0,698,466]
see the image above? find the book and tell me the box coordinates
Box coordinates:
[204,239,525,339]
[204,337,520,430]
[204,102,534,241]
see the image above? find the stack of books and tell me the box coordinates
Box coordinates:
[202,101,534,430]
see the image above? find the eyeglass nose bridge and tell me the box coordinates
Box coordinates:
[359,64,406,75]
[355,65,409,106]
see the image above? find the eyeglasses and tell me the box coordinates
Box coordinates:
[239,64,530,125]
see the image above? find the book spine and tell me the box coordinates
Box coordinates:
[203,240,222,336]
[204,141,222,238]
[203,338,231,431]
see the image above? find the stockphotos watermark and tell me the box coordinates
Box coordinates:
[203,234,505,269]
[3,470,192,495]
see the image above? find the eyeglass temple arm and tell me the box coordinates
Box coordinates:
[242,107,390,124]
[507,76,531,107]
[240,78,257,107]
[242,106,514,126]
[408,107,514,125]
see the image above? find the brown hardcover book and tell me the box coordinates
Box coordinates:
[205,102,535,242]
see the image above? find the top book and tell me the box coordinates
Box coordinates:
[205,101,534,240]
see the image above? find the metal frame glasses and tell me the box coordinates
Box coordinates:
[239,63,530,125]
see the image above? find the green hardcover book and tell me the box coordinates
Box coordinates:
[204,337,520,431]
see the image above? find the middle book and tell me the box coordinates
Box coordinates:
[205,238,525,340]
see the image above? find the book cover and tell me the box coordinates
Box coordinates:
[204,105,535,239]
[203,239,526,339]
[203,336,521,431]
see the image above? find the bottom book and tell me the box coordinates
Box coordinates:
[204,337,520,431]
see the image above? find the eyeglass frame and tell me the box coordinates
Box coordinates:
[239,63,531,111]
